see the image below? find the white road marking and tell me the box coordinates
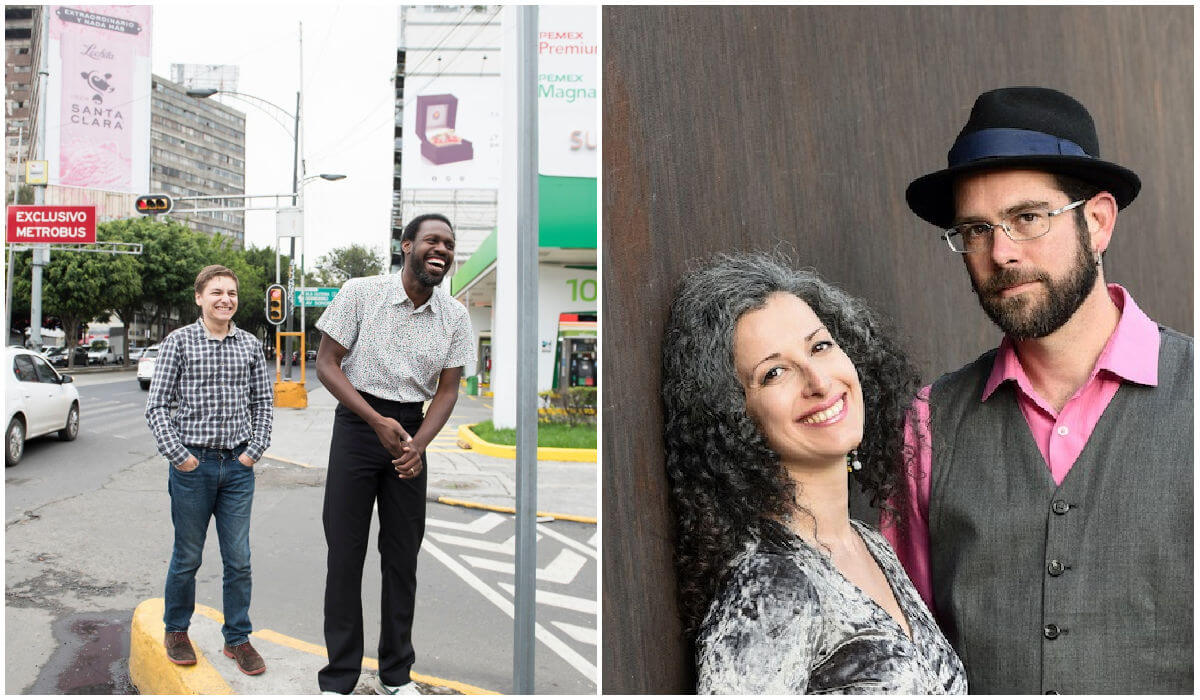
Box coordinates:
[550,621,597,646]
[423,540,596,681]
[497,582,597,615]
[536,523,597,559]
[426,532,543,555]
[461,549,587,585]
[425,512,506,534]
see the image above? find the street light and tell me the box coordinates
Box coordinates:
[186,86,344,380]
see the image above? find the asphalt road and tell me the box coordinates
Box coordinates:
[5,370,597,694]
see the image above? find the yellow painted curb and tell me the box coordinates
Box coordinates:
[128,598,233,695]
[436,496,597,524]
[457,424,597,463]
[249,626,500,694]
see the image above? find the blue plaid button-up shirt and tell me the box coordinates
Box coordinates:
[145,318,274,467]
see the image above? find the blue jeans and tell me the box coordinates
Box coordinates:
[163,445,255,646]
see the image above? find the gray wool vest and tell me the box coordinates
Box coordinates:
[928,327,1193,694]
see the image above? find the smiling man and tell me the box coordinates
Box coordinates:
[314,213,474,695]
[885,87,1193,693]
[145,264,274,676]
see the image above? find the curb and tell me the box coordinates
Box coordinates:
[456,424,597,463]
[129,598,500,695]
[128,598,234,694]
[436,496,597,525]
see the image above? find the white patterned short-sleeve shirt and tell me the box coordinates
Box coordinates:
[316,274,475,402]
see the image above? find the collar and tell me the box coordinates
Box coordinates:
[982,283,1160,402]
[388,272,442,314]
[196,316,237,341]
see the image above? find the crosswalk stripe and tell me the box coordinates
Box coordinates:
[497,582,597,615]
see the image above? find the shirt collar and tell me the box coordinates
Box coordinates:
[982,283,1160,402]
[389,272,443,314]
[196,317,237,341]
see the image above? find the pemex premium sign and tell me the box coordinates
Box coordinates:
[5,205,97,244]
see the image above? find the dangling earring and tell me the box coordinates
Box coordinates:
[1095,251,1103,267]
[846,449,862,473]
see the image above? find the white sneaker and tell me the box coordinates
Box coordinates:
[372,675,421,695]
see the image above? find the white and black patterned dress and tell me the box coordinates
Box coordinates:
[696,519,967,694]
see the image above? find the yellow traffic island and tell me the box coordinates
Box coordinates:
[274,381,307,408]
[128,598,233,694]
[456,423,597,463]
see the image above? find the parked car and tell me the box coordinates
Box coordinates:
[48,346,89,368]
[137,344,161,390]
[128,345,148,362]
[41,346,67,364]
[6,347,80,466]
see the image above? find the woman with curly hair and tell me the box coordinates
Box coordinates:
[662,252,966,694]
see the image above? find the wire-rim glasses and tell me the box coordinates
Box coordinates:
[942,199,1087,254]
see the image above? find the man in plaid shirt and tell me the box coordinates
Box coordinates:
[145,264,274,675]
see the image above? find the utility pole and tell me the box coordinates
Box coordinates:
[513,6,539,693]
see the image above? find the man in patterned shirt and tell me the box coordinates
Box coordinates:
[145,264,274,676]
[314,213,474,696]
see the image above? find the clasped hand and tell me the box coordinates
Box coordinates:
[374,417,425,479]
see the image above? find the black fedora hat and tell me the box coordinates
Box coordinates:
[906,86,1141,228]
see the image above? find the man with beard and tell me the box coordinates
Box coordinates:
[884,87,1192,694]
[314,213,474,695]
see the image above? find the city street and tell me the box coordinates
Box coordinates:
[5,370,597,694]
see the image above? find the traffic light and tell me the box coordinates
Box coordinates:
[265,284,286,325]
[135,194,173,215]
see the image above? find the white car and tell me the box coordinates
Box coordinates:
[137,344,160,390]
[6,347,81,466]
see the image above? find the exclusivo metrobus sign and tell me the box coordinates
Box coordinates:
[6,205,97,244]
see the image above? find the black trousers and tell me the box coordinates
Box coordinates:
[318,393,426,692]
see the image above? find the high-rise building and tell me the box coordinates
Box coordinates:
[150,73,247,245]
[4,5,44,202]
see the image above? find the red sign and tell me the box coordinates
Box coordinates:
[6,205,97,244]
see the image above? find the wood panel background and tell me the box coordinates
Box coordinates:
[601,6,1192,694]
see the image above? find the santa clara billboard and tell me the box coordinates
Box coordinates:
[45,6,153,193]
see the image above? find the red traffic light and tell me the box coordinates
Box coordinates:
[135,194,173,215]
[265,284,286,325]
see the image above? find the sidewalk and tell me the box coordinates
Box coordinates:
[127,381,596,695]
[265,382,597,520]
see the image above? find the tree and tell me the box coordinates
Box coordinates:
[312,244,386,287]
[40,248,141,368]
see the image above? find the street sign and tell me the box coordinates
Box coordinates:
[25,160,48,185]
[6,205,96,244]
[293,287,339,307]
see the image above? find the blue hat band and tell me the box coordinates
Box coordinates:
[948,128,1091,167]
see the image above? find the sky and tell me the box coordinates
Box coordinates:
[151,2,396,266]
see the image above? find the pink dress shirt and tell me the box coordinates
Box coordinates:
[881,284,1161,612]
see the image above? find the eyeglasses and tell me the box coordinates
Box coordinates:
[942,200,1086,254]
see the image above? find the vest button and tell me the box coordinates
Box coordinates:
[1044,624,1061,640]
[1051,499,1070,515]
[1047,560,1066,576]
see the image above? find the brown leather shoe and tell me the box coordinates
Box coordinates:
[223,640,266,675]
[164,631,197,665]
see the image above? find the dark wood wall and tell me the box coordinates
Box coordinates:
[601,6,1192,694]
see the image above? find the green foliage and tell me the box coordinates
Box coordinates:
[469,420,597,450]
[313,243,386,287]
[538,387,598,427]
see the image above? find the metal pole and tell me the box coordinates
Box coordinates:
[513,5,539,693]
[6,125,23,344]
